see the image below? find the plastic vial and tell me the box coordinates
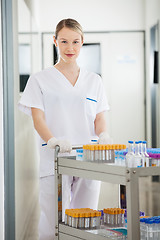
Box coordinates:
[114,209,118,226]
[105,145,110,162]
[94,145,99,162]
[152,158,157,167]
[139,141,145,167]
[142,141,150,167]
[110,209,114,225]
[122,152,127,166]
[153,219,159,240]
[95,211,101,229]
[98,144,103,162]
[140,218,146,240]
[76,149,83,161]
[107,209,111,225]
[119,151,123,166]
[85,145,88,161]
[68,212,72,227]
[157,154,160,166]
[87,145,91,161]
[90,212,96,229]
[121,209,125,226]
[134,141,142,167]
[84,212,90,229]
[72,213,79,228]
[114,145,119,165]
[110,145,115,163]
[157,219,160,239]
[103,209,107,224]
[79,213,85,229]
[83,145,87,161]
[114,150,118,165]
[90,145,95,161]
[126,141,135,168]
[99,210,104,225]
[117,209,121,226]
[102,145,106,162]
[108,145,112,162]
[147,219,154,240]
[65,209,69,225]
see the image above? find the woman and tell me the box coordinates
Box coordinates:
[18,18,111,240]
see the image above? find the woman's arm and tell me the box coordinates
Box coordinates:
[94,112,112,144]
[31,107,53,142]
[94,112,107,136]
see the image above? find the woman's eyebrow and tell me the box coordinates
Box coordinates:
[59,38,80,41]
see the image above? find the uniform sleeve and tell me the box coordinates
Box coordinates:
[18,75,44,116]
[96,76,110,114]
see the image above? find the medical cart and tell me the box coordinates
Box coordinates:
[54,146,160,240]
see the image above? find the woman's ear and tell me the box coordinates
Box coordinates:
[53,36,58,47]
[81,39,84,46]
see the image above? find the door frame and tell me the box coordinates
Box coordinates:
[1,0,15,239]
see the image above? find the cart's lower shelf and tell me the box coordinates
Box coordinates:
[59,223,127,240]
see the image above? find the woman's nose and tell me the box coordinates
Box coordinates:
[67,43,73,51]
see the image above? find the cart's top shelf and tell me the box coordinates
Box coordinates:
[57,157,160,185]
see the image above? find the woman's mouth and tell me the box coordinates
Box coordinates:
[65,54,75,58]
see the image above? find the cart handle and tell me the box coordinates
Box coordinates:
[55,145,82,160]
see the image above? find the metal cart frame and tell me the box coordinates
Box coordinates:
[54,146,160,239]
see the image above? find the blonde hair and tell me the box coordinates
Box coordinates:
[55,18,83,41]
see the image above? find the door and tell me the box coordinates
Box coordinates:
[105,32,145,144]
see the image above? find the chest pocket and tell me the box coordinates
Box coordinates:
[85,97,97,118]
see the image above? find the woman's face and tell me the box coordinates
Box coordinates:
[54,27,83,64]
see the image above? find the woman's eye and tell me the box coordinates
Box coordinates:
[73,41,79,44]
[62,41,67,43]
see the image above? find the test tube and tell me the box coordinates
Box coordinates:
[90,212,96,229]
[94,145,99,162]
[87,145,90,161]
[105,145,109,162]
[65,209,68,225]
[117,208,121,226]
[84,212,90,229]
[110,145,115,163]
[108,145,112,162]
[98,144,102,162]
[95,211,101,229]
[83,145,87,161]
[72,213,78,228]
[121,209,125,226]
[110,209,114,225]
[103,209,107,224]
[152,157,157,167]
[114,209,118,225]
[79,212,85,229]
[68,211,72,227]
[90,145,95,161]
[102,145,106,162]
[157,154,160,166]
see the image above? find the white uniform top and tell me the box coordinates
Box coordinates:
[18,66,109,177]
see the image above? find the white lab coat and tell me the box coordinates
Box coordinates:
[18,66,109,239]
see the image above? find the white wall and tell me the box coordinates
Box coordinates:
[145,0,160,147]
[0,1,4,239]
[37,0,145,32]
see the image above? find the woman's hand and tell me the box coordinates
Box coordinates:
[97,131,113,144]
[47,137,72,153]
[31,108,72,153]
